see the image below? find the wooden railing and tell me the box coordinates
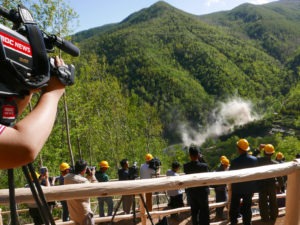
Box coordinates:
[0,159,299,225]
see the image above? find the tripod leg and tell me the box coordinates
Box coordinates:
[28,164,56,225]
[8,169,20,225]
[132,195,137,225]
[23,165,50,225]
[110,195,123,225]
[24,164,56,225]
[139,194,154,225]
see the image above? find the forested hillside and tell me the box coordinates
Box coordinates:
[73,1,299,141]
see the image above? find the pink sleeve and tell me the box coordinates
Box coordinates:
[0,124,6,134]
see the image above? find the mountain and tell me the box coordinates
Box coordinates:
[200,1,300,62]
[73,1,300,143]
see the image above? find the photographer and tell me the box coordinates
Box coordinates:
[64,159,97,225]
[0,56,66,169]
[58,162,71,221]
[140,153,161,211]
[118,159,136,214]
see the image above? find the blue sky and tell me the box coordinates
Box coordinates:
[68,0,277,33]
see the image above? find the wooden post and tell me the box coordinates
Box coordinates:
[139,193,147,225]
[0,208,3,225]
[227,183,231,222]
[285,167,300,225]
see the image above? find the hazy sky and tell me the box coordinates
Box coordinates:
[69,0,278,33]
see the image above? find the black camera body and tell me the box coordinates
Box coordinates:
[148,157,161,171]
[86,166,96,175]
[128,162,139,180]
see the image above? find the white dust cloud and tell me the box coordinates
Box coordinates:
[180,97,260,146]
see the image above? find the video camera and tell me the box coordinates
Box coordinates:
[128,161,139,180]
[148,157,161,171]
[0,4,79,97]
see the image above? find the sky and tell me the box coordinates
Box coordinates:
[68,0,278,33]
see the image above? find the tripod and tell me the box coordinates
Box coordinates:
[110,194,154,225]
[8,163,55,225]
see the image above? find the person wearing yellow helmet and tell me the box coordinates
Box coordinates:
[58,162,71,222]
[145,153,153,162]
[257,144,281,222]
[275,152,284,163]
[213,156,230,221]
[274,152,287,194]
[139,153,160,211]
[229,138,258,225]
[64,159,97,225]
[95,160,113,217]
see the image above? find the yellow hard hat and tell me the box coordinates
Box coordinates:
[236,139,250,151]
[99,160,110,168]
[221,158,230,166]
[220,155,227,162]
[264,144,275,154]
[60,162,70,172]
[145,153,153,161]
[276,152,284,160]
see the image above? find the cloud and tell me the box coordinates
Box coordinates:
[205,0,222,7]
[205,0,276,7]
[249,0,275,4]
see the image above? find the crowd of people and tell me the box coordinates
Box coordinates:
[25,138,296,225]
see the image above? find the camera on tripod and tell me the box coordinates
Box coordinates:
[128,162,139,180]
[148,157,161,171]
[0,4,79,97]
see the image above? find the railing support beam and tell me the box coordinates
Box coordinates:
[285,165,300,225]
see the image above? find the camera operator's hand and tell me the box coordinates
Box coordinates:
[91,167,96,175]
[50,56,75,86]
[86,168,98,183]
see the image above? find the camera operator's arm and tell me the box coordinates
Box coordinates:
[0,57,66,169]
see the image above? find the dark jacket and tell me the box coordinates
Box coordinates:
[183,160,210,194]
[257,157,282,190]
[212,164,227,190]
[118,168,130,181]
[230,153,258,194]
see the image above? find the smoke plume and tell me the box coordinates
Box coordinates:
[180,97,260,146]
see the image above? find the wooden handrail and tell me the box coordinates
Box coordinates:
[0,160,298,204]
[0,159,299,225]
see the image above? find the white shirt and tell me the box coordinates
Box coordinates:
[140,163,154,179]
[166,169,183,196]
